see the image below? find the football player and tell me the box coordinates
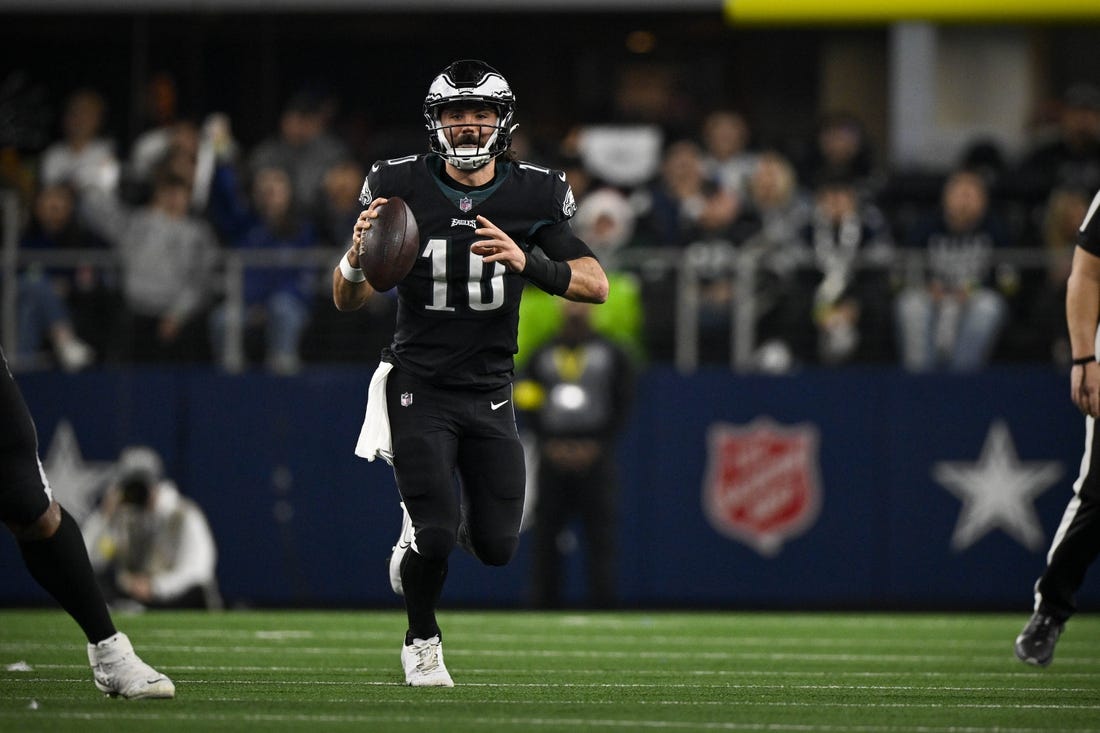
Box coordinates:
[333,60,608,686]
[1015,186,1100,666]
[0,344,174,698]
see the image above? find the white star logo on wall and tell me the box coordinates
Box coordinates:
[932,420,1063,552]
[41,420,114,523]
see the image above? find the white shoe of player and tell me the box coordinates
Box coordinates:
[389,501,413,596]
[87,632,175,699]
[401,635,454,687]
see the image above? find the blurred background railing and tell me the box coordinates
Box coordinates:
[2,189,1062,375]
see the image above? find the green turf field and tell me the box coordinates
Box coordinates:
[1,609,1098,732]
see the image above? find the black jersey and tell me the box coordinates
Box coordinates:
[1080,189,1100,255]
[361,155,591,390]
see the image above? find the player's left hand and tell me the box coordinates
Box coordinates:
[471,215,526,272]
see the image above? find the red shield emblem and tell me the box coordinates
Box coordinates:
[702,418,822,556]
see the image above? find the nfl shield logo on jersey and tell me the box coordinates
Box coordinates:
[458,196,473,212]
[701,417,822,556]
[400,392,413,407]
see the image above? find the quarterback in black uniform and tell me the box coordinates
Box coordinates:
[1016,187,1100,666]
[0,345,174,697]
[333,60,608,686]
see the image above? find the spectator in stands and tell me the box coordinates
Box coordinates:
[249,89,350,215]
[795,173,896,365]
[208,163,316,375]
[795,111,879,197]
[735,151,814,370]
[79,166,219,363]
[738,150,814,250]
[125,74,190,197]
[894,168,1011,372]
[127,119,200,196]
[515,299,634,609]
[314,157,366,250]
[631,139,744,362]
[15,182,107,371]
[701,109,757,200]
[1015,184,1093,364]
[633,138,740,249]
[1015,83,1100,204]
[39,88,119,195]
[82,445,220,610]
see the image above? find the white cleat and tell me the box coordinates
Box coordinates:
[401,635,454,687]
[87,632,175,699]
[389,501,414,596]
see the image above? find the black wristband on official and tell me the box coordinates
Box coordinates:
[1072,355,1096,366]
[522,247,571,296]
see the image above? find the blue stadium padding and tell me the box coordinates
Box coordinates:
[2,364,1092,611]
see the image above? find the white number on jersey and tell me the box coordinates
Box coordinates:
[422,238,505,312]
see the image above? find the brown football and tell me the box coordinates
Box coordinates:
[357,197,420,291]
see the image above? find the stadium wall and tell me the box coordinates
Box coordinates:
[1,365,1095,612]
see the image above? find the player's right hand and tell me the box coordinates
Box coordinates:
[1071,362,1100,417]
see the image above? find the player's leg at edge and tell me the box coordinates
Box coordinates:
[389,501,453,686]
[1014,607,1064,667]
[389,501,413,596]
[9,499,175,699]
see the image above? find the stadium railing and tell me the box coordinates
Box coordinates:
[0,189,1058,373]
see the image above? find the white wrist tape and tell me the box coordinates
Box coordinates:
[339,252,366,283]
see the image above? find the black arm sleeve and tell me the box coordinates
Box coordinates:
[531,219,598,262]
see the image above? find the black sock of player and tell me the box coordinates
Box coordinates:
[402,550,447,643]
[18,507,116,644]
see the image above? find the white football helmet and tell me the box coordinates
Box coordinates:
[423,60,517,171]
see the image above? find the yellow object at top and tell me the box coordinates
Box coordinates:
[725,0,1100,24]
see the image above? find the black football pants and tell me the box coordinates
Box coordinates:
[385,367,526,568]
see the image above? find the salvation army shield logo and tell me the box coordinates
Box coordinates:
[702,418,822,556]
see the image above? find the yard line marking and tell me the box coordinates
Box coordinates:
[6,677,1098,708]
[6,642,1099,666]
[16,661,1100,685]
[0,710,1093,732]
[4,693,1097,714]
[2,686,1097,703]
[59,628,1100,652]
[124,628,1091,648]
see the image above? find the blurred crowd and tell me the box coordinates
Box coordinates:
[2,75,1100,374]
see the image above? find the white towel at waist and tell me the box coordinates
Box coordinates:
[355,361,394,464]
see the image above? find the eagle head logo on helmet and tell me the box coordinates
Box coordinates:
[423,59,517,171]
